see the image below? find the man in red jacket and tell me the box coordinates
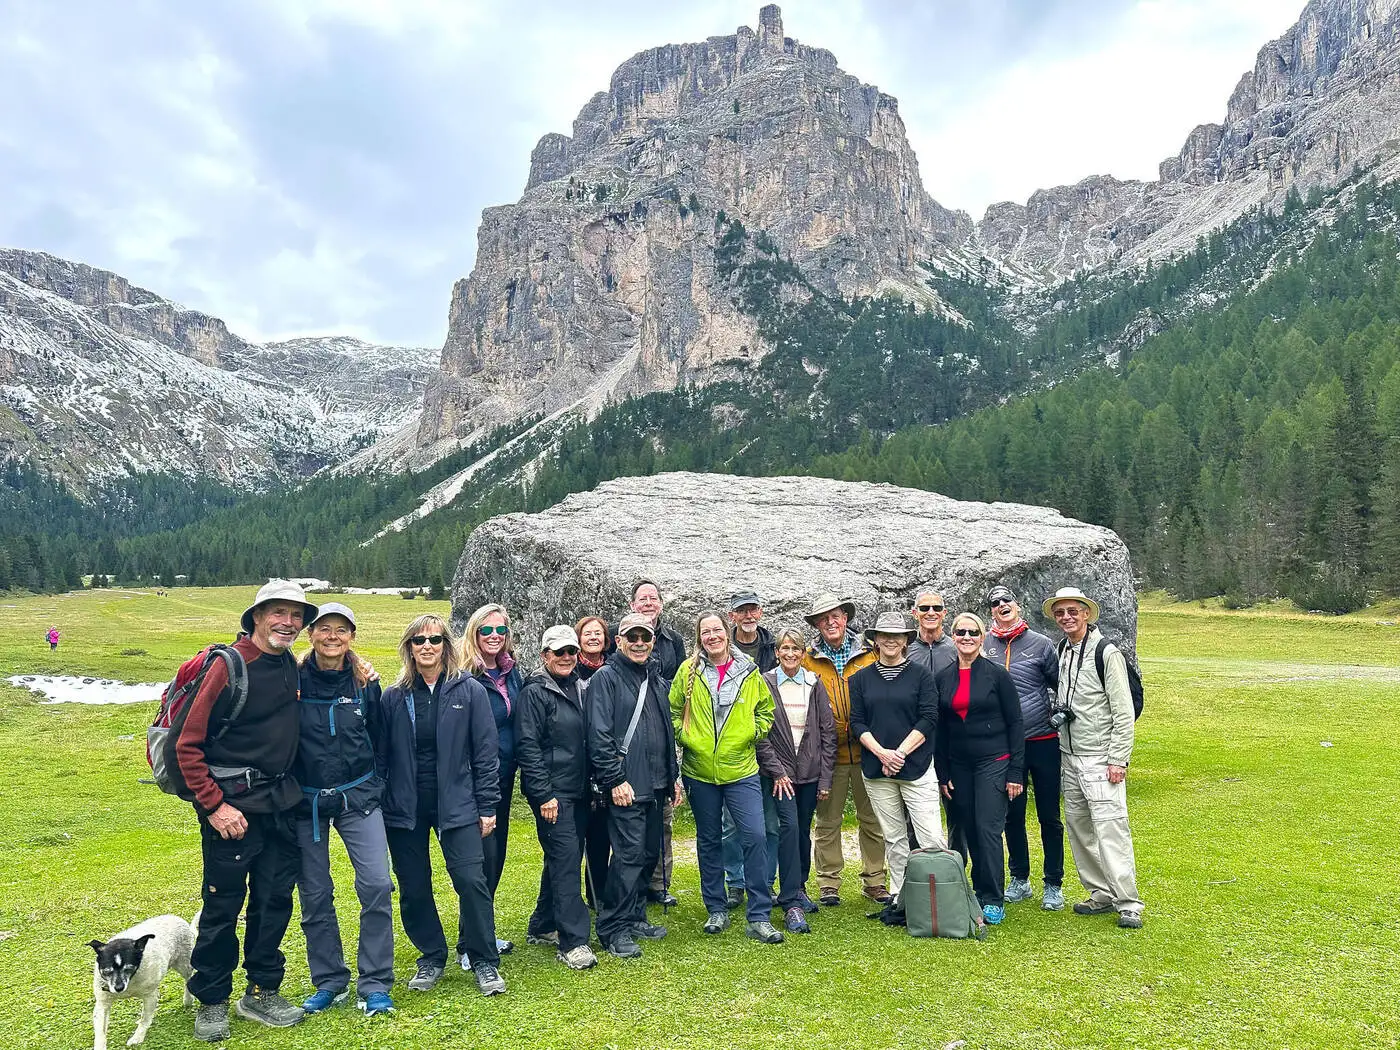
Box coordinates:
[177,580,318,1042]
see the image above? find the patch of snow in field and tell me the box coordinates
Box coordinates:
[7,675,164,705]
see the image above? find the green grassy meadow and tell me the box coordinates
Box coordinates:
[1,587,1398,1049]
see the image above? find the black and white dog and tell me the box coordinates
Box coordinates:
[89,914,197,1050]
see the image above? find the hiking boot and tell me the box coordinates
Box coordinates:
[193,1001,230,1042]
[235,986,305,1028]
[702,910,730,934]
[1005,877,1033,903]
[473,962,506,996]
[982,904,1005,925]
[783,906,811,934]
[797,890,819,914]
[725,887,745,910]
[647,889,680,907]
[1117,911,1144,930]
[301,987,349,1013]
[606,933,642,959]
[875,902,907,927]
[359,991,394,1016]
[862,885,892,905]
[1042,885,1065,911]
[525,930,560,947]
[495,937,514,955]
[1072,899,1116,916]
[632,920,668,940]
[746,919,784,944]
[558,944,599,970]
[818,889,841,907]
[407,963,445,991]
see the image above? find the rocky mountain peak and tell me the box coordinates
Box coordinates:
[978,0,1400,278]
[419,7,970,453]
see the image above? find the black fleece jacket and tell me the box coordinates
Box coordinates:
[933,656,1025,784]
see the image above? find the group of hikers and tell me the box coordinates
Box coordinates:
[171,576,1142,1041]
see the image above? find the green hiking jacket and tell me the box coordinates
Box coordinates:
[670,650,774,785]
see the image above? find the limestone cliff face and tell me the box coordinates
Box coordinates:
[418,6,971,448]
[976,0,1400,279]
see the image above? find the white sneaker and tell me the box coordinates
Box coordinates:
[457,951,472,972]
[557,944,598,970]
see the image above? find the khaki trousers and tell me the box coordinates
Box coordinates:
[813,762,888,892]
[863,767,946,898]
[1061,753,1143,915]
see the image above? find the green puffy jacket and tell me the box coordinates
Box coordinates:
[670,650,774,785]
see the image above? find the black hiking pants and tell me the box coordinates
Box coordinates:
[1005,736,1064,886]
[189,808,300,1005]
[595,792,662,945]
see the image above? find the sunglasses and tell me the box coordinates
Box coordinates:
[622,631,653,643]
[410,634,445,646]
[549,646,580,656]
[478,625,509,636]
[952,628,983,638]
[989,599,1014,609]
[916,604,945,613]
[1053,607,1084,618]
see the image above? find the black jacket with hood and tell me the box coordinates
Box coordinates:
[516,666,589,804]
[293,652,384,819]
[379,672,501,831]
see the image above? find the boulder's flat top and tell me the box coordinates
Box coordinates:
[457,472,1136,648]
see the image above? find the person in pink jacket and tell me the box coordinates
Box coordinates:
[46,626,60,651]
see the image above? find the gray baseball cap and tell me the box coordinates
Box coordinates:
[728,590,762,611]
[540,625,580,651]
[310,602,357,630]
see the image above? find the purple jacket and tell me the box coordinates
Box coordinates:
[755,669,837,793]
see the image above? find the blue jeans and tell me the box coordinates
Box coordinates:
[722,789,779,891]
[686,774,773,923]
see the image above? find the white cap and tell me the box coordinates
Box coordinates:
[540,625,580,651]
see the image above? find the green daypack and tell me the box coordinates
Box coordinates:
[903,847,987,940]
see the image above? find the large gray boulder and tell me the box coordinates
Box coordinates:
[451,472,1137,661]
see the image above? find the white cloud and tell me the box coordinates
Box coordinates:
[0,0,1308,344]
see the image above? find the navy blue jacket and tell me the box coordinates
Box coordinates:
[379,673,501,831]
[473,659,524,772]
[293,654,384,819]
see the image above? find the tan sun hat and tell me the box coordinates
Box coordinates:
[862,611,918,644]
[1041,587,1100,623]
[805,592,856,627]
[240,579,319,635]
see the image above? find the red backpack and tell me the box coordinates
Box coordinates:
[146,645,248,798]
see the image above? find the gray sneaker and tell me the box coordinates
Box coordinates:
[193,1001,230,1042]
[235,986,305,1028]
[746,919,785,944]
[407,963,445,991]
[525,930,560,947]
[1042,885,1065,911]
[702,910,730,934]
[1005,877,1033,903]
[1117,911,1144,929]
[557,944,599,970]
[473,962,506,996]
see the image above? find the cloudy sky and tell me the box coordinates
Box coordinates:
[1,0,1300,347]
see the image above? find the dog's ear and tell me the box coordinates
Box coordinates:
[88,939,106,953]
[133,933,157,951]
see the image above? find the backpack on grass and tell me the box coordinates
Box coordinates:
[146,645,248,798]
[903,847,987,940]
[1059,636,1144,720]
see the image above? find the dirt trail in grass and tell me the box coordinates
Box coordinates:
[1143,656,1400,684]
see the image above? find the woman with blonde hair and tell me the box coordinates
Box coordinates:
[463,603,524,954]
[293,602,394,1016]
[934,611,1024,926]
[670,611,782,944]
[379,613,507,997]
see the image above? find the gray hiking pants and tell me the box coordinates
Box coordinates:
[297,806,395,997]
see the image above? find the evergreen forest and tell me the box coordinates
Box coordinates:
[5,173,1400,612]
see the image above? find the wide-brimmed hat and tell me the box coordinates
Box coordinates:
[805,592,856,627]
[540,625,580,652]
[1041,587,1100,623]
[240,579,319,635]
[863,611,918,643]
[310,601,356,630]
[617,613,656,638]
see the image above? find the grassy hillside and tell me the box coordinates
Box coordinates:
[1,588,1397,1049]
